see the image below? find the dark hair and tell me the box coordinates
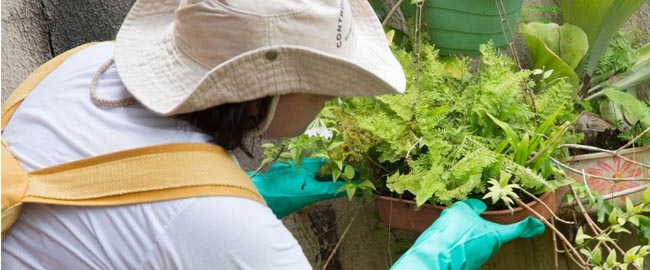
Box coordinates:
[177,96,274,156]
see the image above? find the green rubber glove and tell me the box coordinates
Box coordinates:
[249,158,349,219]
[391,199,545,270]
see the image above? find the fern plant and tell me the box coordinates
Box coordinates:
[263,42,579,207]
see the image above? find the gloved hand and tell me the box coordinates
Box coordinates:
[391,199,545,270]
[249,158,350,219]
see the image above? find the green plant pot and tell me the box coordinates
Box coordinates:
[401,0,524,56]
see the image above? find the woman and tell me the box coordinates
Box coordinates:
[1,0,543,269]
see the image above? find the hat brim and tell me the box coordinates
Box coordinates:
[115,0,406,115]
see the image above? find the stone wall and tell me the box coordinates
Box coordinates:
[2,1,649,269]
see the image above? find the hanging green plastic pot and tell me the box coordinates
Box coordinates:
[402,0,525,55]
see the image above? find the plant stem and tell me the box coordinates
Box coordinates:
[551,218,560,270]
[616,126,650,152]
[527,122,570,164]
[561,184,650,207]
[559,239,589,270]
[516,187,573,225]
[579,74,592,100]
[251,144,285,177]
[568,186,627,258]
[321,205,361,270]
[513,198,589,267]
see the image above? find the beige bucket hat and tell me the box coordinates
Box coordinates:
[115,0,406,116]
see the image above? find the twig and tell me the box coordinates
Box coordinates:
[516,188,573,225]
[568,186,626,258]
[559,235,589,270]
[382,0,406,27]
[616,126,650,152]
[551,218,559,270]
[559,144,650,170]
[321,205,361,270]
[551,157,650,181]
[405,137,422,159]
[581,169,595,201]
[527,122,570,164]
[561,184,650,208]
[365,154,388,172]
[514,198,589,267]
[250,144,285,177]
[579,74,592,100]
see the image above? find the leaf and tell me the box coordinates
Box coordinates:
[626,197,635,214]
[261,143,277,149]
[519,22,582,89]
[608,206,618,225]
[345,183,357,201]
[441,56,467,80]
[333,160,344,170]
[625,246,641,263]
[635,215,650,241]
[593,246,603,265]
[575,227,590,245]
[616,60,650,90]
[310,153,330,159]
[618,217,627,226]
[343,165,356,180]
[643,188,650,204]
[606,248,617,267]
[604,88,650,128]
[358,180,377,191]
[561,0,646,76]
[332,167,342,181]
[637,43,650,66]
[519,22,588,69]
[487,113,520,146]
[611,225,630,234]
[328,141,345,151]
[290,147,303,165]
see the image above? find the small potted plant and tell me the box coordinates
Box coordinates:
[261,41,579,232]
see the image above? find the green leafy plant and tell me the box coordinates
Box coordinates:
[487,177,650,270]
[561,0,646,87]
[520,1,650,148]
[263,42,579,208]
[519,22,588,90]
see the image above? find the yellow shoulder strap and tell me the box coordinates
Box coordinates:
[2,42,265,238]
[22,143,265,206]
[2,43,98,129]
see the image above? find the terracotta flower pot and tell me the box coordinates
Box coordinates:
[566,147,650,211]
[374,191,557,233]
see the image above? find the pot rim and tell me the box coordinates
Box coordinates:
[568,146,650,162]
[374,190,554,215]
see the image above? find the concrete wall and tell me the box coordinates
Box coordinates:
[2,1,650,269]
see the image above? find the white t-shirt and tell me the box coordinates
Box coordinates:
[1,42,311,270]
